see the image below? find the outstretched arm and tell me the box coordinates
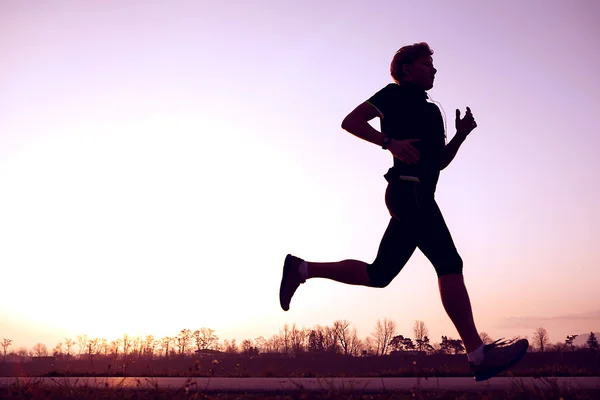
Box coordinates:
[440,107,477,170]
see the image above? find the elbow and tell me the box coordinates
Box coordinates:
[341,114,359,133]
[341,115,351,132]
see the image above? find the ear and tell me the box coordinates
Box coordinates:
[402,64,412,77]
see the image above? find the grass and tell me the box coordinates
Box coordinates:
[0,377,598,400]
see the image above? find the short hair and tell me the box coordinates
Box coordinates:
[390,42,434,84]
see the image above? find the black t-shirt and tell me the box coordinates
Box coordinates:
[367,82,446,190]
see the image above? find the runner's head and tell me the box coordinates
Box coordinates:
[390,42,437,90]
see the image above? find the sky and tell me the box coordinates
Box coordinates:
[1,0,599,351]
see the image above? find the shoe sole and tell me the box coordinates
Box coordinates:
[279,254,293,311]
[474,341,529,382]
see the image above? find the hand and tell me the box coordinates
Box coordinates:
[455,106,478,136]
[388,138,420,164]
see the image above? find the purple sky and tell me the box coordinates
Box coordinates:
[1,0,599,350]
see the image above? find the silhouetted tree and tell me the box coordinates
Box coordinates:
[587,332,599,351]
[110,338,123,358]
[333,320,353,355]
[176,329,193,355]
[307,329,324,353]
[290,323,306,353]
[31,343,48,357]
[99,338,109,357]
[223,339,239,354]
[263,334,281,353]
[565,335,578,351]
[420,336,434,354]
[193,328,219,351]
[348,328,363,356]
[77,334,89,356]
[440,336,464,354]
[363,336,376,355]
[413,321,428,351]
[65,338,75,359]
[533,327,550,352]
[241,339,259,355]
[122,334,133,357]
[254,336,267,353]
[371,318,396,356]
[280,324,292,354]
[52,343,63,358]
[160,337,174,358]
[1,339,12,363]
[17,347,28,358]
[551,341,569,352]
[390,335,415,351]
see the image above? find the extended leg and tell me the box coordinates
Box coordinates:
[438,273,483,353]
[417,201,482,352]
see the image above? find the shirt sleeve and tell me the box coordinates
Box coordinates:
[366,84,397,119]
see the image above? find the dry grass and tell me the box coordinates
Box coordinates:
[0,377,598,400]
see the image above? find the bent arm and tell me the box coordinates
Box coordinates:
[439,131,468,170]
[341,102,388,147]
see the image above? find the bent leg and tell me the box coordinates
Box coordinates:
[418,201,483,353]
[307,259,371,286]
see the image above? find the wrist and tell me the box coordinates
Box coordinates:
[455,131,468,140]
[381,134,392,149]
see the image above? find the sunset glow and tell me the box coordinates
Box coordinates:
[1,0,599,352]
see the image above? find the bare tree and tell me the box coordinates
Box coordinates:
[64,338,75,359]
[176,329,193,355]
[533,327,550,352]
[289,323,306,353]
[31,343,48,357]
[348,328,363,356]
[279,324,292,354]
[17,347,28,358]
[413,320,429,351]
[52,343,63,358]
[193,328,219,351]
[264,335,282,353]
[363,336,376,355]
[1,339,12,363]
[224,339,238,353]
[371,318,397,356]
[77,334,89,356]
[160,337,174,358]
[98,338,109,357]
[254,336,267,353]
[142,335,156,359]
[323,325,339,353]
[333,320,353,355]
[110,338,123,358]
[122,334,133,357]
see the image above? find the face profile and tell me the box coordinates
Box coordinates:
[402,56,437,90]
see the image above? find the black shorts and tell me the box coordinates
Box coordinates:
[367,180,463,287]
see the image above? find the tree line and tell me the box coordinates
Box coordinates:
[1,320,598,363]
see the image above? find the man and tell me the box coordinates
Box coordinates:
[279,42,528,381]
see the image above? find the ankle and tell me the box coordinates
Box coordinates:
[468,343,485,365]
[299,261,308,281]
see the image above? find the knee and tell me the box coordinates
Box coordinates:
[435,254,463,277]
[366,262,396,288]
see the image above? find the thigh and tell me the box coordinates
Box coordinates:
[417,201,463,276]
[367,183,420,287]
